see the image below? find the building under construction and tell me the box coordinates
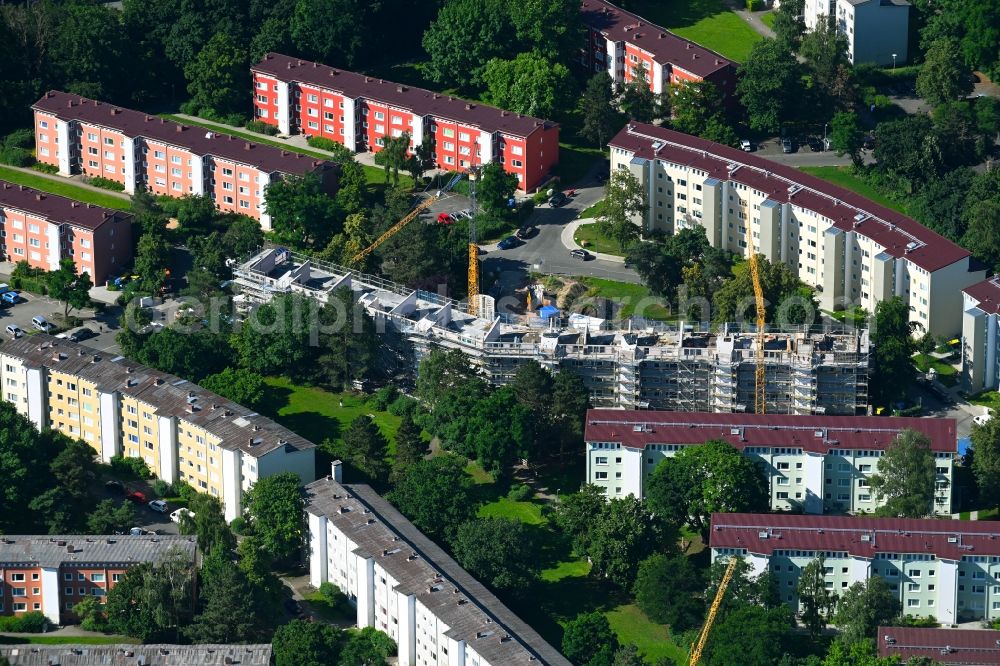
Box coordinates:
[234,247,870,414]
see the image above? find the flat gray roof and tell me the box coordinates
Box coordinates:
[0,535,196,568]
[305,478,571,666]
[0,644,272,665]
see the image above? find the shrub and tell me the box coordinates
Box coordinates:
[369,386,399,411]
[306,136,341,151]
[179,100,200,116]
[507,484,534,502]
[246,120,280,136]
[110,454,153,480]
[897,615,938,628]
[4,128,35,149]
[387,395,418,418]
[31,162,59,174]
[532,190,549,204]
[0,611,49,632]
[150,479,171,498]
[85,176,126,192]
[0,145,35,167]
[230,516,249,535]
[318,581,352,615]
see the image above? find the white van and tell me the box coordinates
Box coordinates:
[31,315,52,332]
[170,508,194,523]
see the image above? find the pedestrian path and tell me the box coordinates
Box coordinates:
[0,165,131,200]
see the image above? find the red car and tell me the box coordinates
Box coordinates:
[436,212,454,225]
[126,490,147,504]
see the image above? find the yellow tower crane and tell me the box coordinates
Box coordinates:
[744,199,768,414]
[688,556,739,666]
[350,173,463,264]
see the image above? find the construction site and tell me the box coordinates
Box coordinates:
[234,246,871,415]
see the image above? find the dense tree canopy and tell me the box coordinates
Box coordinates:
[737,39,803,133]
[452,518,538,593]
[870,430,939,518]
[386,455,476,542]
[243,472,306,564]
[482,52,573,120]
[970,416,1000,511]
[597,169,648,249]
[869,297,915,407]
[833,577,901,646]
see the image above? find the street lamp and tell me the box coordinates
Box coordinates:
[823,123,828,150]
[891,53,897,71]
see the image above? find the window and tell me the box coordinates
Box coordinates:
[10,574,24,582]
[104,137,114,146]
[595,472,608,480]
[459,132,470,142]
[595,456,608,465]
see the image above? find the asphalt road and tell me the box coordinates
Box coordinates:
[750,139,869,168]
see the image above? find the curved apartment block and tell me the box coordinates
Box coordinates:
[609,123,985,338]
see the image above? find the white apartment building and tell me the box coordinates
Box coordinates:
[710,513,1000,625]
[0,335,316,521]
[962,277,1000,393]
[306,472,571,666]
[609,123,984,338]
[585,409,955,515]
[804,0,909,66]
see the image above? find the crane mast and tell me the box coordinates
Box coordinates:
[744,199,767,414]
[688,557,738,666]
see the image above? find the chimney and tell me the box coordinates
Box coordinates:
[244,142,252,150]
[175,124,183,132]
[66,544,75,553]
[397,85,406,93]
[331,460,343,483]
[36,193,43,201]
[365,76,371,82]
[71,201,78,208]
[465,103,473,110]
[686,43,692,49]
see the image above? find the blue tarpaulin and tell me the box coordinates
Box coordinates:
[539,305,559,319]
[958,437,971,456]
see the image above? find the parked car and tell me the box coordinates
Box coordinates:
[436,212,454,225]
[0,283,9,295]
[126,490,148,504]
[549,192,568,207]
[170,508,195,524]
[781,138,795,153]
[570,249,592,260]
[740,139,753,152]
[2,291,19,305]
[105,480,125,494]
[5,324,23,338]
[807,137,823,152]
[862,135,876,150]
[31,315,52,332]
[68,327,96,342]
[129,527,144,536]
[515,225,537,240]
[148,499,168,513]
[497,236,520,250]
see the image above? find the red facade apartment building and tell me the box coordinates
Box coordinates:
[0,535,196,626]
[32,91,338,230]
[580,0,737,101]
[0,181,132,285]
[251,53,560,192]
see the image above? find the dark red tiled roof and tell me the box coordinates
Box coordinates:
[0,180,131,231]
[608,123,972,273]
[252,54,557,139]
[964,277,1000,316]
[33,91,332,176]
[580,0,735,74]
[584,409,956,454]
[709,513,1000,559]
[878,627,1000,665]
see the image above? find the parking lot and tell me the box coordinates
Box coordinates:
[0,289,122,353]
[101,479,180,536]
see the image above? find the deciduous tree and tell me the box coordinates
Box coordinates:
[386,455,476,541]
[833,577,901,646]
[798,556,837,638]
[373,132,410,187]
[870,429,938,517]
[290,0,368,67]
[562,612,618,666]
[737,39,802,133]
[243,472,306,564]
[589,496,669,590]
[343,415,390,483]
[917,38,974,106]
[598,169,647,249]
[552,484,607,555]
[970,416,1000,511]
[869,296,915,406]
[273,619,344,666]
[634,553,704,631]
[620,66,658,123]
[422,0,513,90]
[703,604,794,666]
[830,111,864,168]
[390,412,428,483]
[46,258,92,318]
[477,161,518,216]
[86,499,135,535]
[482,52,574,120]
[264,173,340,248]
[452,518,538,592]
[200,368,267,411]
[184,32,249,117]
[580,72,622,148]
[187,548,270,643]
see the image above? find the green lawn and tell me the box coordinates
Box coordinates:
[799,166,908,215]
[607,604,689,665]
[0,635,138,645]
[259,377,405,452]
[0,167,131,210]
[161,114,409,188]
[914,353,958,386]
[574,222,624,256]
[464,461,495,485]
[579,199,608,220]
[970,391,1000,412]
[553,142,605,188]
[823,306,869,326]
[629,0,763,62]
[478,497,546,525]
[578,277,673,321]
[760,11,776,29]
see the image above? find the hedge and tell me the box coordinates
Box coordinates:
[0,611,49,632]
[306,136,340,151]
[85,176,126,192]
[246,120,280,136]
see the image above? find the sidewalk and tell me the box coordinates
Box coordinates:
[560,218,626,264]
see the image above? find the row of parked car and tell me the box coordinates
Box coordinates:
[105,479,194,525]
